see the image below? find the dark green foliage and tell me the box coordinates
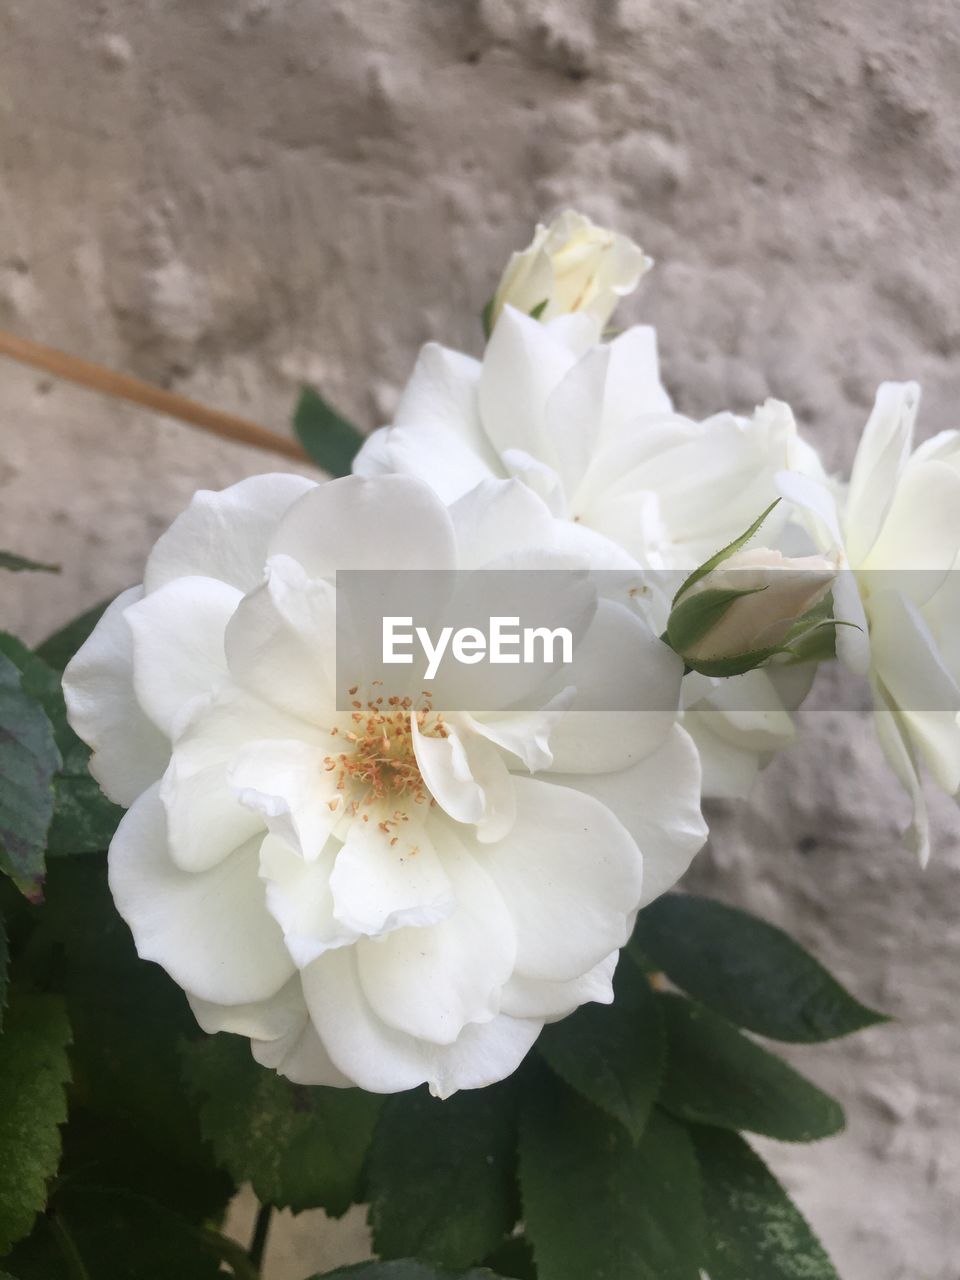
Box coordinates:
[538,951,664,1140]
[633,894,887,1042]
[657,995,845,1142]
[293,386,365,477]
[692,1126,840,1278]
[0,650,60,900]
[0,992,71,1254]
[367,1081,520,1269]
[183,1032,381,1216]
[520,1071,703,1280]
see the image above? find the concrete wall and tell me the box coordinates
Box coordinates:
[2,3,959,1276]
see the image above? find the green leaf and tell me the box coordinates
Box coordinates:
[19,858,232,1221]
[657,995,844,1142]
[0,633,122,856]
[4,1187,222,1280]
[294,385,365,477]
[0,551,58,574]
[0,650,60,900]
[367,1080,520,1269]
[537,954,663,1140]
[34,599,110,672]
[691,1126,841,1279]
[673,500,781,604]
[632,894,887,1043]
[312,1265,507,1280]
[0,992,71,1253]
[520,1072,703,1280]
[182,1032,381,1215]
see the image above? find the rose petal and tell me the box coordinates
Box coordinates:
[109,785,294,1004]
[143,473,316,595]
[63,586,171,805]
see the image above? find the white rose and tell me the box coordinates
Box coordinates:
[669,547,837,669]
[354,307,824,797]
[779,382,960,864]
[489,210,650,335]
[63,472,706,1097]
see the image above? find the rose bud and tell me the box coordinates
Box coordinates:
[486,209,650,337]
[667,547,838,677]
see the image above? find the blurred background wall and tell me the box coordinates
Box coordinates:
[2,3,959,1277]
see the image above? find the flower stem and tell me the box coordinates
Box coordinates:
[249,1202,273,1271]
[49,1211,92,1280]
[0,327,308,463]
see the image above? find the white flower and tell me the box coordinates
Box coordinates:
[490,210,650,337]
[63,472,706,1096]
[670,547,837,669]
[778,382,960,863]
[354,307,822,797]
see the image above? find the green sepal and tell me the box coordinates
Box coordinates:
[528,299,548,320]
[681,644,785,679]
[665,585,767,657]
[672,500,781,604]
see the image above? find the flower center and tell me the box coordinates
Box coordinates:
[324,687,447,809]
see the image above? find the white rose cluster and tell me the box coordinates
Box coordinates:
[63,210,960,1095]
[64,471,705,1096]
[358,211,960,854]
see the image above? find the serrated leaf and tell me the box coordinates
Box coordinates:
[0,992,71,1253]
[0,551,58,574]
[657,995,844,1142]
[520,1071,703,1280]
[34,600,110,672]
[4,1187,222,1280]
[313,1264,507,1280]
[632,895,887,1043]
[0,650,60,900]
[691,1126,841,1279]
[294,385,365,478]
[537,953,663,1141]
[19,859,231,1221]
[367,1079,520,1270]
[0,633,122,856]
[182,1032,381,1215]
[47,773,123,856]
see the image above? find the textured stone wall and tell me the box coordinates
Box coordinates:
[2,3,959,1276]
